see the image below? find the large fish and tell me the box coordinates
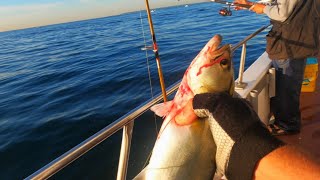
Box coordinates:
[134,34,234,180]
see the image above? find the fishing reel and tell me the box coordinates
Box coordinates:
[219,5,232,16]
[213,0,253,17]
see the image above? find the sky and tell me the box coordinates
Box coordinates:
[0,0,206,32]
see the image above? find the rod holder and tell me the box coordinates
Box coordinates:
[235,43,248,89]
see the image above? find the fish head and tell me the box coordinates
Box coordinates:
[150,35,234,126]
[187,34,234,95]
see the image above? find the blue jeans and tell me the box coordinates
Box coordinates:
[270,58,306,132]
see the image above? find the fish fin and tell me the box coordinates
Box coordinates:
[175,98,198,125]
[150,101,174,117]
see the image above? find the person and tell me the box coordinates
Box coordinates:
[191,92,320,180]
[233,0,314,136]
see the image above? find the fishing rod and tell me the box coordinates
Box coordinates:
[144,0,168,102]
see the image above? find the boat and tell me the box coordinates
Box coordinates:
[26,1,319,180]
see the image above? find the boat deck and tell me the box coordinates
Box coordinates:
[278,60,320,162]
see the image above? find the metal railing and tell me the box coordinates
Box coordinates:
[232,24,271,89]
[25,25,270,180]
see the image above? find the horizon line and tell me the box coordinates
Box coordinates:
[0,2,204,33]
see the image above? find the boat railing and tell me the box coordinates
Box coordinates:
[26,24,271,180]
[232,24,271,89]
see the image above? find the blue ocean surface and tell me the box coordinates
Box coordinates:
[0,2,270,179]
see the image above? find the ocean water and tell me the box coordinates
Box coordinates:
[0,2,270,179]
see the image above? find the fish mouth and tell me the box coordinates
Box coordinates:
[206,35,230,53]
[208,44,231,60]
[216,44,231,55]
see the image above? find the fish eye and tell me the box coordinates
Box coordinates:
[220,59,228,66]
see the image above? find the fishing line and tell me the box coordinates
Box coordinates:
[139,10,159,169]
[139,10,159,134]
[140,11,154,102]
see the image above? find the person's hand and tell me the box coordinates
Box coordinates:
[234,0,249,4]
[249,3,266,14]
[193,92,284,179]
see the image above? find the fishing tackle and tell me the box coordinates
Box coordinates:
[219,4,232,16]
[212,0,278,17]
[212,0,251,16]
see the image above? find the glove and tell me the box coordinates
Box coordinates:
[193,92,284,180]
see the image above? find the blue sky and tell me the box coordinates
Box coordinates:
[0,0,205,32]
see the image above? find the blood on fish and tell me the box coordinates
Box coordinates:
[196,57,225,76]
[179,83,192,97]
